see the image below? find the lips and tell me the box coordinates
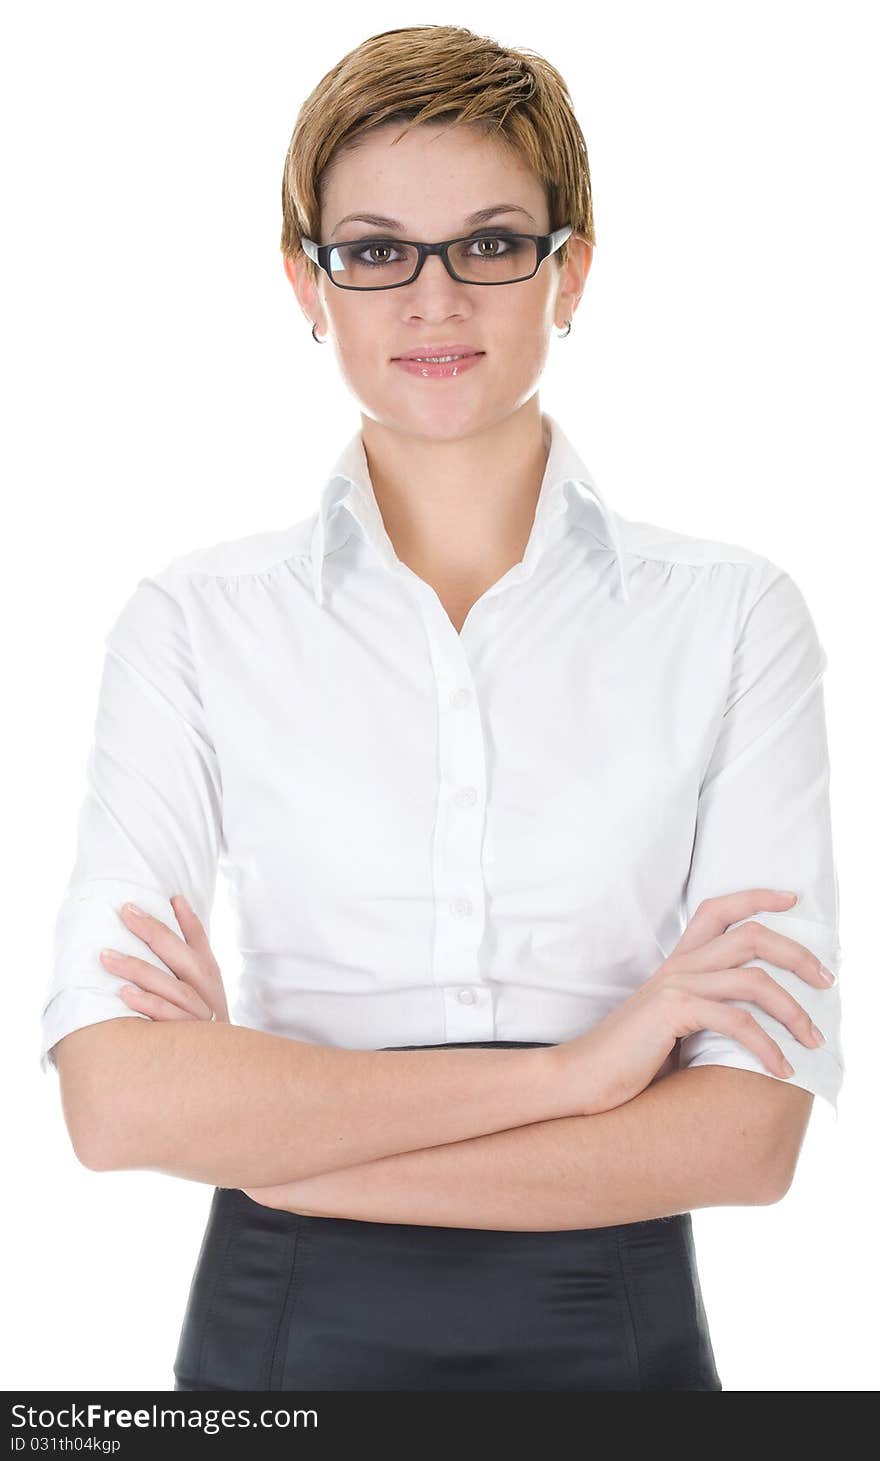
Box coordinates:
[392,344,483,361]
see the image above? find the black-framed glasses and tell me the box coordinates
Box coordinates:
[301,224,573,291]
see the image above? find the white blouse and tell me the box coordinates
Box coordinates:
[39,411,844,1115]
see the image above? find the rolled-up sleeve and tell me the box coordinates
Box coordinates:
[39,566,222,1074]
[677,560,844,1117]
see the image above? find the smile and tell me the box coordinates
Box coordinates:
[392,353,485,379]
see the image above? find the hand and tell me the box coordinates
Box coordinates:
[99,894,230,1024]
[554,888,835,1116]
[239,1181,322,1214]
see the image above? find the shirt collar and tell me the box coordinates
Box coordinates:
[309,411,630,607]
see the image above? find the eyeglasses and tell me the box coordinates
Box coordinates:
[301,225,573,291]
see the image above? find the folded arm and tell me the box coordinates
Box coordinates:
[245,1064,814,1231]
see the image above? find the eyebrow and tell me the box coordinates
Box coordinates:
[329,204,538,239]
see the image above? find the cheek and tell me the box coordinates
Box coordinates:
[333,319,382,367]
[497,288,556,358]
[324,291,388,354]
[330,332,388,406]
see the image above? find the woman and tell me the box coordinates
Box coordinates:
[41,26,843,1392]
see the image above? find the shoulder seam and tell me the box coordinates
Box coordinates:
[734,558,789,649]
[160,518,315,582]
[571,519,773,572]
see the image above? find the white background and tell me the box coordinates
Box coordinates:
[4,0,877,1393]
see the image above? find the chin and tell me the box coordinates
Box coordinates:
[378,391,513,441]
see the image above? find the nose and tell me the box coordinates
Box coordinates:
[404,250,470,314]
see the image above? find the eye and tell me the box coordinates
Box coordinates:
[351,240,405,267]
[465,235,513,257]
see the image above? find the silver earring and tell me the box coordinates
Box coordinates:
[311,322,324,344]
[557,319,572,338]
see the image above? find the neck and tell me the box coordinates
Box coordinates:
[359,400,550,584]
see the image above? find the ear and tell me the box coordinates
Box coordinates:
[556,234,593,326]
[283,251,325,333]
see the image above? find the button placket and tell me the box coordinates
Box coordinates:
[400,575,494,1042]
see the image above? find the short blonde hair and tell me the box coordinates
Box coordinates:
[280,24,595,286]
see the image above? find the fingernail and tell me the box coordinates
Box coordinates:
[810,1023,826,1045]
[123,902,145,917]
[819,964,837,986]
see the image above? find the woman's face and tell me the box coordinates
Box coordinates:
[286,122,591,440]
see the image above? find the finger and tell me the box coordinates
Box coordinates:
[677,966,825,1049]
[673,907,827,982]
[118,902,203,982]
[170,893,214,960]
[241,1187,282,1209]
[735,924,836,989]
[680,994,795,1079]
[118,983,201,1022]
[686,922,834,989]
[673,889,798,958]
[100,949,212,1021]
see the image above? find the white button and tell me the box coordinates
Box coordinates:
[450,688,472,709]
[457,987,477,1005]
[453,785,478,807]
[450,896,473,918]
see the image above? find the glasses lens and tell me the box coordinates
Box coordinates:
[328,240,419,288]
[449,234,538,284]
[327,235,539,288]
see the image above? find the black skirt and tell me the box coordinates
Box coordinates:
[172,1041,722,1392]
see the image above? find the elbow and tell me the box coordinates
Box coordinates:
[728,1137,794,1206]
[749,1154,797,1207]
[762,1090,815,1204]
[55,1085,118,1172]
[62,1090,124,1173]
[53,1022,143,1172]
[747,1107,812,1206]
[72,1130,117,1173]
[700,1067,814,1206]
[72,1101,127,1171]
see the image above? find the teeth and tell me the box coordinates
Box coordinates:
[409,354,467,363]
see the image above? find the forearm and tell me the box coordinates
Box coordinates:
[80,1021,569,1187]
[251,1066,781,1230]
